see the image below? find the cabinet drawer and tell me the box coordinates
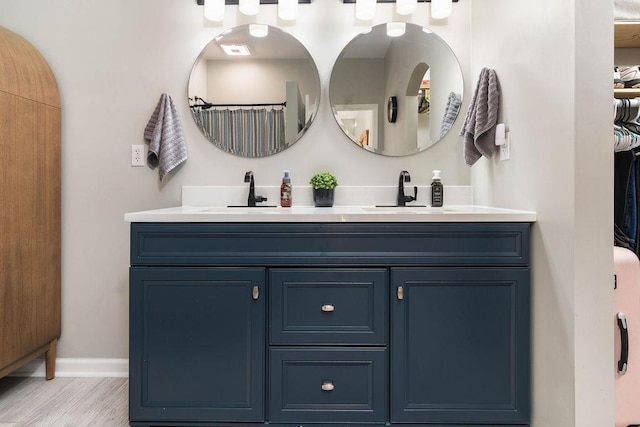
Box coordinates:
[131,223,530,266]
[269,347,387,423]
[270,269,387,345]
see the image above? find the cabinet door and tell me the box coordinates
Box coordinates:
[391,268,530,424]
[129,267,265,423]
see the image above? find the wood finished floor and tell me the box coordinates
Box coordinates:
[0,376,128,426]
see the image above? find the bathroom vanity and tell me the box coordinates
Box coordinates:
[126,206,534,427]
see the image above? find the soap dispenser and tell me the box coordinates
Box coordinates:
[280,170,292,207]
[431,170,443,207]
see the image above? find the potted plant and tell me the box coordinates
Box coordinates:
[309,172,338,207]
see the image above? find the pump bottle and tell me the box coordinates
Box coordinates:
[431,170,443,207]
[280,171,292,207]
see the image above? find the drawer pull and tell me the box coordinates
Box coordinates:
[397,286,404,300]
[321,304,335,312]
[321,381,334,391]
[252,286,259,300]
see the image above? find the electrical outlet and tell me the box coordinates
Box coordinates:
[131,145,144,167]
[499,134,510,161]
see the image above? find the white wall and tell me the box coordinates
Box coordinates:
[0,0,471,359]
[470,0,614,426]
[203,58,318,104]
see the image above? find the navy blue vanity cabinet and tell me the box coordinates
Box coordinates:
[128,222,531,427]
[391,268,530,424]
[129,267,265,424]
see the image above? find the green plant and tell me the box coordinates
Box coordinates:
[309,172,338,190]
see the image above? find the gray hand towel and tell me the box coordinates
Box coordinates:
[459,68,500,166]
[144,93,188,182]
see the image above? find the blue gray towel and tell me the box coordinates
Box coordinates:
[144,93,188,181]
[459,68,500,166]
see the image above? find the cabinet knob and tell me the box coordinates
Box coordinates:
[321,381,334,391]
[252,286,259,300]
[321,304,335,312]
[397,286,404,300]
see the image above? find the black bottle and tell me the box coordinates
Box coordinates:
[431,170,443,207]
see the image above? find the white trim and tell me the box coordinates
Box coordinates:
[9,358,128,378]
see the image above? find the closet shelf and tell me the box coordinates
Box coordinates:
[615,88,640,98]
[615,22,640,48]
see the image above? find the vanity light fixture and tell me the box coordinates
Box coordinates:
[196,0,312,19]
[431,0,452,19]
[204,0,225,21]
[386,21,406,37]
[239,0,260,15]
[342,0,459,20]
[278,0,298,20]
[355,0,376,20]
[396,0,417,15]
[249,24,269,37]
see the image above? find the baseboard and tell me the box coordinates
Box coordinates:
[9,358,128,378]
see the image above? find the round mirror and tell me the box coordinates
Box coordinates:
[329,23,464,156]
[188,25,321,157]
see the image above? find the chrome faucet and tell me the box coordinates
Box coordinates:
[244,171,268,207]
[397,170,417,206]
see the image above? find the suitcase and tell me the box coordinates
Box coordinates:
[614,246,640,427]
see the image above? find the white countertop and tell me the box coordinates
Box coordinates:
[124,205,536,223]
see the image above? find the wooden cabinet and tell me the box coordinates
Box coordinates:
[128,222,531,427]
[0,26,61,380]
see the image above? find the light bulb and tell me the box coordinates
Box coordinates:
[239,0,259,16]
[204,0,225,22]
[386,22,406,37]
[431,0,452,19]
[355,0,376,21]
[278,0,298,21]
[249,24,268,38]
[396,0,417,15]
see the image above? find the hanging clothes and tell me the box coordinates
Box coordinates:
[614,148,640,257]
[612,97,640,255]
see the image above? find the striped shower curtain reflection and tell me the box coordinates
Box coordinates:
[193,108,286,157]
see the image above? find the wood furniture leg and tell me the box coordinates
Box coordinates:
[45,338,58,380]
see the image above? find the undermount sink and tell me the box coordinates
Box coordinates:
[195,206,277,213]
[374,204,427,208]
[362,206,454,213]
[226,205,276,208]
